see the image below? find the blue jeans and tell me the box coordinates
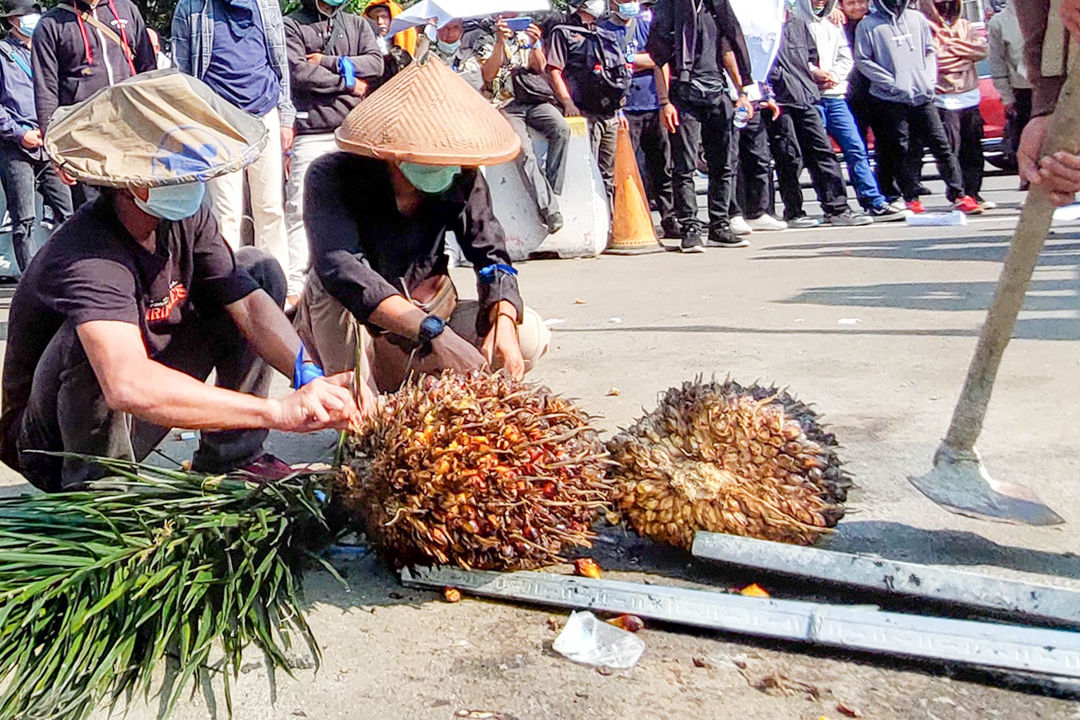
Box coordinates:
[817,97,886,209]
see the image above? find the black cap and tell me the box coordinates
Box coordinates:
[0,0,39,19]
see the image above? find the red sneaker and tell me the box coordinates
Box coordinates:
[906,200,926,214]
[954,195,984,215]
[236,453,296,482]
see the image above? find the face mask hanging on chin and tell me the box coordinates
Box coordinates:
[399,162,461,195]
[134,182,207,221]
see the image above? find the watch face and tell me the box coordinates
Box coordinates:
[420,315,446,341]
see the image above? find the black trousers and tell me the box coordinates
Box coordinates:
[670,94,733,234]
[939,105,984,198]
[766,103,850,219]
[1003,88,1032,165]
[15,247,286,492]
[867,102,902,201]
[626,109,675,227]
[876,100,965,202]
[0,146,73,272]
[725,112,773,220]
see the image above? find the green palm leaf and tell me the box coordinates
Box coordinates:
[0,457,338,720]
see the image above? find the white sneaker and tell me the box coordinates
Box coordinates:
[747,214,788,231]
[729,215,753,236]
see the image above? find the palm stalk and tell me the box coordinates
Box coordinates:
[0,457,338,720]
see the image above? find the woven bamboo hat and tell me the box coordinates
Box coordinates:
[45,69,267,188]
[335,57,521,166]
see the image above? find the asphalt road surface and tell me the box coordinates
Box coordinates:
[1,174,1078,719]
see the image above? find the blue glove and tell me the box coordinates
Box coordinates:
[338,56,356,90]
[293,343,326,389]
[478,263,518,285]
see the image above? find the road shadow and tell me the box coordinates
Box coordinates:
[780,277,1080,341]
[758,231,1080,265]
[824,520,1080,582]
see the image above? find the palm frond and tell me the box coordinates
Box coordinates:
[0,457,338,720]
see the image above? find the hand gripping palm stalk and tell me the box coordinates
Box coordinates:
[0,459,336,720]
[909,56,1080,526]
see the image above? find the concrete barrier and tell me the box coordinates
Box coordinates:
[484,116,609,261]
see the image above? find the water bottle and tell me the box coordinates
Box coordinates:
[733,105,750,129]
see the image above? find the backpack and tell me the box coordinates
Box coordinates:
[552,18,637,116]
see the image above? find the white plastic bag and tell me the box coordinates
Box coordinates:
[552,611,645,669]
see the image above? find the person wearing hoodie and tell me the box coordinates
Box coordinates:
[1013,0,1080,206]
[646,0,755,252]
[31,0,155,208]
[0,0,73,274]
[917,0,990,210]
[853,0,978,214]
[797,0,907,220]
[765,6,871,228]
[284,0,383,308]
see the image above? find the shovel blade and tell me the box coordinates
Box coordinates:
[909,448,1065,526]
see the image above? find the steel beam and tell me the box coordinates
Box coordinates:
[401,566,1080,679]
[691,532,1080,628]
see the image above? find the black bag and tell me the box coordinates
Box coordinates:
[552,19,636,116]
[510,68,558,105]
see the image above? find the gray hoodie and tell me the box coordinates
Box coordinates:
[791,0,853,98]
[852,0,938,105]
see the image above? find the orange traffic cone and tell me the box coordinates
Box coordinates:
[605,122,664,255]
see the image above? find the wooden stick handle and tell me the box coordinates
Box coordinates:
[942,54,1080,453]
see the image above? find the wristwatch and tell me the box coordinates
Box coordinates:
[418,314,446,346]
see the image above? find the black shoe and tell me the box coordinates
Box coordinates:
[705,229,749,248]
[916,184,932,197]
[545,212,564,234]
[680,229,705,254]
[661,219,681,239]
[826,210,873,227]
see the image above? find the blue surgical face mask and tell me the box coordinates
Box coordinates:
[436,38,461,55]
[615,2,640,18]
[399,162,461,195]
[18,12,39,35]
[134,182,206,221]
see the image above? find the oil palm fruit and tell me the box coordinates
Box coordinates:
[339,371,612,570]
[607,379,850,548]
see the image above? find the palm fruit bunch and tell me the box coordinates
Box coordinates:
[339,370,612,570]
[607,379,851,548]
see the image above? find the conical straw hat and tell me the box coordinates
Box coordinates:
[45,69,267,188]
[336,56,521,166]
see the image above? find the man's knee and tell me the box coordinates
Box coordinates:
[235,247,287,307]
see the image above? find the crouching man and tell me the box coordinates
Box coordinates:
[0,71,369,492]
[294,57,550,392]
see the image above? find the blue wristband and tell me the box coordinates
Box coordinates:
[293,344,325,389]
[338,56,356,90]
[478,263,518,284]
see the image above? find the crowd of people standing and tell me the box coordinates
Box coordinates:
[0,0,1047,274]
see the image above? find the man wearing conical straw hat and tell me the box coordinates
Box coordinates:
[293,56,550,392]
[0,70,369,492]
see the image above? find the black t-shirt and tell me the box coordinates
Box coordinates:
[694,7,721,77]
[544,20,592,101]
[0,195,259,464]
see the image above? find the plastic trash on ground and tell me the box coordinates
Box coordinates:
[905,210,967,227]
[552,610,645,669]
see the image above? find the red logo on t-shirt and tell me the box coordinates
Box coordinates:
[145,282,188,324]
